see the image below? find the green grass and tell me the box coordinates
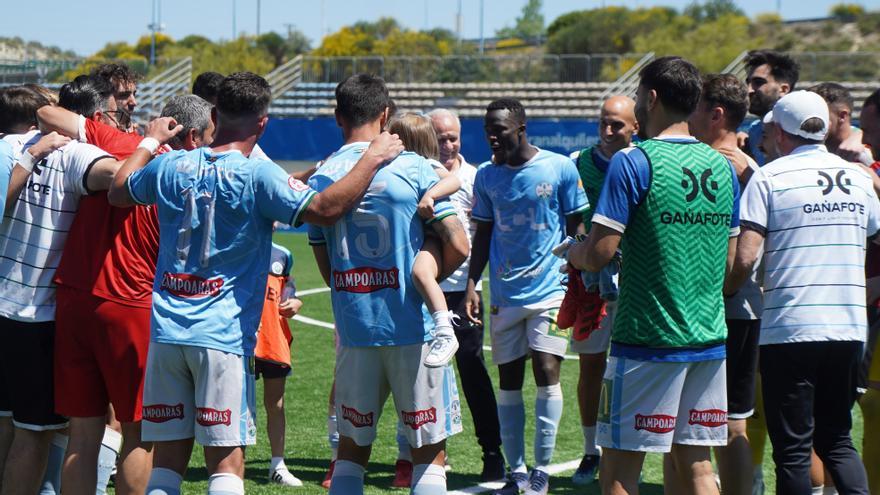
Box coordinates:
[151,232,864,494]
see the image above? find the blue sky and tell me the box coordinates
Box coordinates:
[3,0,862,57]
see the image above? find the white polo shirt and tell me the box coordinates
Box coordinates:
[0,134,111,321]
[741,144,880,345]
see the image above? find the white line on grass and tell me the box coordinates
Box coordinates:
[294,286,584,493]
[447,458,582,494]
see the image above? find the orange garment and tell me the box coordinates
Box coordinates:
[254,274,293,366]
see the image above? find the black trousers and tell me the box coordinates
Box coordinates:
[761,341,869,495]
[446,290,502,453]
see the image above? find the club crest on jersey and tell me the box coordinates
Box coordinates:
[196,407,232,426]
[634,414,676,433]
[271,261,285,275]
[160,272,224,298]
[688,409,727,427]
[288,176,310,192]
[142,403,184,423]
[341,405,374,427]
[535,182,554,199]
[401,407,437,429]
[333,267,400,293]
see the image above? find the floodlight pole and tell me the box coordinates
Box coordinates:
[233,0,237,38]
[479,0,485,54]
[257,0,261,36]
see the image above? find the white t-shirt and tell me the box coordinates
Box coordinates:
[0,134,112,322]
[435,156,481,293]
[741,144,880,345]
[725,152,764,320]
[2,130,40,162]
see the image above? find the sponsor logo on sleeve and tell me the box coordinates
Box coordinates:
[288,176,311,192]
[341,405,374,427]
[401,407,437,429]
[634,414,676,433]
[332,267,400,293]
[142,403,184,423]
[688,409,727,427]
[196,407,232,426]
[160,272,224,298]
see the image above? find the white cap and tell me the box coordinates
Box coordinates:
[770,90,829,141]
[762,110,774,125]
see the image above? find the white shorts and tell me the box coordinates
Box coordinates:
[488,297,568,365]
[141,342,257,447]
[335,343,463,448]
[570,301,616,355]
[597,356,727,453]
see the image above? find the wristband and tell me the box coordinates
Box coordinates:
[138,137,160,154]
[16,151,37,172]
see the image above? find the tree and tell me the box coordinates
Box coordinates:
[829,3,865,21]
[683,0,745,21]
[496,0,545,41]
[257,32,287,67]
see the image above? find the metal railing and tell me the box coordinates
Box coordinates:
[721,50,749,79]
[132,57,192,123]
[265,55,304,100]
[599,52,655,99]
[296,54,646,84]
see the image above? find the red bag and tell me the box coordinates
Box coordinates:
[557,264,607,341]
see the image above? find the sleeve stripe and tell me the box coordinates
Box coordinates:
[741,220,767,236]
[125,175,149,205]
[82,155,114,195]
[426,210,456,225]
[290,190,317,227]
[564,202,590,216]
[471,214,493,222]
[591,214,626,234]
[729,226,741,238]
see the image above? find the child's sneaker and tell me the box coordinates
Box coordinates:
[424,334,459,367]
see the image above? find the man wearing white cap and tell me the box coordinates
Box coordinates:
[726,90,877,495]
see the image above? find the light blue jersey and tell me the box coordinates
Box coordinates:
[308,142,456,347]
[127,148,316,356]
[472,148,588,307]
[0,140,12,219]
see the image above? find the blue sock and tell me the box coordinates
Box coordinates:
[146,467,182,495]
[207,473,244,495]
[328,460,365,495]
[534,384,563,469]
[497,389,526,471]
[39,433,66,495]
[96,427,121,495]
[411,463,446,495]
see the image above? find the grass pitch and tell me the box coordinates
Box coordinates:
[147,232,864,494]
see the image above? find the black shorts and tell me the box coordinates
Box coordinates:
[0,317,67,430]
[726,318,760,419]
[255,358,291,380]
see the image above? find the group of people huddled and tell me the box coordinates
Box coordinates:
[0,49,877,495]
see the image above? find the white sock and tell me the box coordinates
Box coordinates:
[582,425,600,455]
[411,463,447,495]
[812,487,824,495]
[207,473,244,495]
[270,456,286,472]
[146,468,183,495]
[432,311,454,338]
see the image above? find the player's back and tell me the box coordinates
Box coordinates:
[131,147,314,355]
[309,142,454,347]
[755,147,879,344]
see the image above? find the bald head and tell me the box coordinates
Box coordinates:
[598,95,638,156]
[429,108,463,170]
